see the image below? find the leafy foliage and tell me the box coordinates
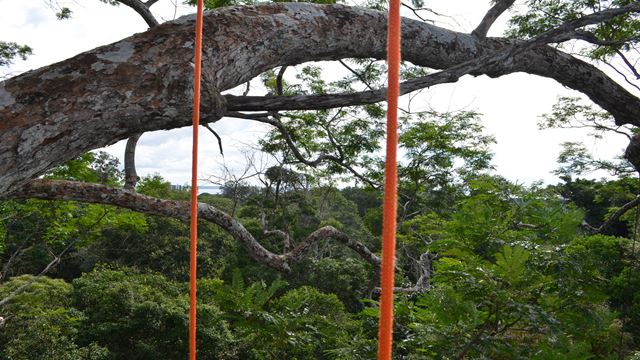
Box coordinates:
[0,42,32,67]
[507,0,640,59]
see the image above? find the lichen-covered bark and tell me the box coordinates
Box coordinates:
[1,3,639,196]
[8,179,379,272]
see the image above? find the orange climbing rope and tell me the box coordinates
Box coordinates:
[378,0,401,358]
[190,0,205,359]
[187,0,401,358]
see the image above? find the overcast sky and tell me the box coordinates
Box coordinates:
[1,0,631,185]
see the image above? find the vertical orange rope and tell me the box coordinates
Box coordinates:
[190,1,205,359]
[378,0,401,358]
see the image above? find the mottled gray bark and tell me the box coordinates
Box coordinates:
[124,133,142,190]
[1,3,640,196]
[119,0,159,192]
[8,179,380,272]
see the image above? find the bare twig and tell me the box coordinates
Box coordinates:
[617,49,640,79]
[0,239,77,307]
[601,58,640,93]
[225,111,379,188]
[242,81,251,96]
[203,124,224,156]
[0,245,25,282]
[338,59,374,90]
[401,2,439,23]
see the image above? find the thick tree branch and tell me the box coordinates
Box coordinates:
[472,0,516,39]
[383,252,431,293]
[7,180,381,272]
[261,213,292,251]
[118,0,160,192]
[2,4,640,195]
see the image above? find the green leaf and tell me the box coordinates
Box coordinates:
[494,245,530,283]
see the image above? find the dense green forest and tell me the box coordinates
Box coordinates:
[1,146,639,359]
[3,0,640,359]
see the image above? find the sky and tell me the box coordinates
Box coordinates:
[0,0,632,186]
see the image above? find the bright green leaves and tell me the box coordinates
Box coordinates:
[390,110,495,221]
[0,150,149,278]
[0,41,33,67]
[56,7,73,20]
[73,267,236,359]
[258,64,386,184]
[198,271,363,359]
[137,173,189,199]
[221,268,288,313]
[387,172,638,357]
[507,0,640,59]
[494,245,530,283]
[508,0,586,38]
[45,151,123,186]
[539,97,618,137]
[0,275,109,360]
[539,97,634,177]
[400,110,494,175]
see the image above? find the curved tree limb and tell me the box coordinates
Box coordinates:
[124,133,142,190]
[117,0,159,28]
[472,0,516,39]
[6,179,381,273]
[583,195,640,234]
[2,4,640,196]
[203,123,224,156]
